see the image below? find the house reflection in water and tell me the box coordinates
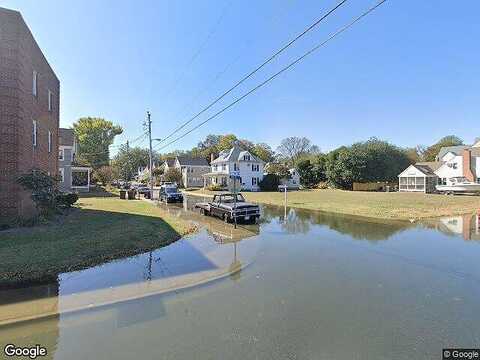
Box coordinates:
[435,213,480,241]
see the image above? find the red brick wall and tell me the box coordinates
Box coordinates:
[0,7,60,220]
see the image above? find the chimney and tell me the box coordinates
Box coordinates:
[210,153,215,164]
[463,149,475,182]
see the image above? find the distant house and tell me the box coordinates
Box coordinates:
[58,128,91,192]
[280,168,301,190]
[175,156,210,188]
[398,140,480,193]
[162,158,176,172]
[204,145,264,191]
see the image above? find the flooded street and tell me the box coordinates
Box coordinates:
[1,196,480,360]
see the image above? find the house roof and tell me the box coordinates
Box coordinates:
[176,156,209,166]
[414,162,444,176]
[163,159,175,167]
[211,145,263,164]
[59,128,74,146]
[437,145,471,160]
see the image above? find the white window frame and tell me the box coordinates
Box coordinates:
[59,149,64,160]
[33,70,38,96]
[48,131,52,153]
[48,90,53,111]
[59,168,65,183]
[32,120,37,147]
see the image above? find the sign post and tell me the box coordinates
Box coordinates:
[230,171,240,229]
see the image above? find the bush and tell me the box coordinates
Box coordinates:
[207,184,223,191]
[259,174,280,191]
[56,193,79,208]
[17,170,60,217]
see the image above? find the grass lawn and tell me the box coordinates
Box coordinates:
[0,194,196,289]
[185,188,480,220]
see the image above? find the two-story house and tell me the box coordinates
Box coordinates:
[58,128,91,192]
[204,145,264,191]
[398,140,480,193]
[175,156,210,188]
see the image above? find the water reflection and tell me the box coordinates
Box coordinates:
[1,196,480,359]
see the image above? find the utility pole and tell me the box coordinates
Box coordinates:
[146,111,154,199]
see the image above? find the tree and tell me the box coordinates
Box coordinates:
[276,137,319,166]
[252,143,275,163]
[164,168,182,186]
[94,166,118,185]
[259,174,280,191]
[73,117,123,168]
[265,162,290,179]
[296,155,327,188]
[325,138,411,189]
[422,135,463,162]
[112,146,150,182]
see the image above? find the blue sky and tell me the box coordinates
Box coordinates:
[3,0,478,153]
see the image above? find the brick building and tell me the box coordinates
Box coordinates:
[0,7,60,220]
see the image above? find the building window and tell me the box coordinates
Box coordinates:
[32,120,37,146]
[33,71,38,96]
[244,155,251,161]
[59,149,64,160]
[48,131,52,152]
[48,90,53,111]
[59,168,64,182]
[222,164,227,171]
[252,177,258,186]
[438,178,447,186]
[252,164,259,172]
[234,163,239,171]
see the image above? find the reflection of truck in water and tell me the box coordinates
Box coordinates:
[159,184,184,203]
[195,193,260,223]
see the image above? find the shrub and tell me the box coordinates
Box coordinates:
[17,170,60,217]
[207,184,223,191]
[259,174,280,191]
[56,193,79,208]
[164,168,183,186]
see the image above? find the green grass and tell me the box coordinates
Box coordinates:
[185,188,480,220]
[0,195,196,289]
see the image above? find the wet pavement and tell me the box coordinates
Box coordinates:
[1,195,479,359]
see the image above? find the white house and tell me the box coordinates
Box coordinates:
[280,168,301,190]
[203,145,264,191]
[398,140,480,193]
[58,128,91,192]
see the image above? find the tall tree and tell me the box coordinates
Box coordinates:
[276,137,319,166]
[252,143,275,163]
[112,146,150,182]
[422,135,463,162]
[73,117,123,168]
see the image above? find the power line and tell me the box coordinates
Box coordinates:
[162,0,234,103]
[154,0,349,149]
[172,0,298,126]
[155,0,388,152]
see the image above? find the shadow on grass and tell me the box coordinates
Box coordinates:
[0,206,185,290]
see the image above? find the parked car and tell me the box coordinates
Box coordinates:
[159,184,183,203]
[195,193,260,223]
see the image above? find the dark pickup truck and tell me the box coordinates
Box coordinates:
[195,193,260,223]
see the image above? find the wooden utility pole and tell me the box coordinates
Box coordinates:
[147,111,154,199]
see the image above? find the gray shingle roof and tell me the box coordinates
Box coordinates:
[437,145,470,160]
[59,128,74,146]
[414,162,444,176]
[176,156,209,166]
[211,145,263,164]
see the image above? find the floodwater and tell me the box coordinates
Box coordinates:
[1,195,480,360]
